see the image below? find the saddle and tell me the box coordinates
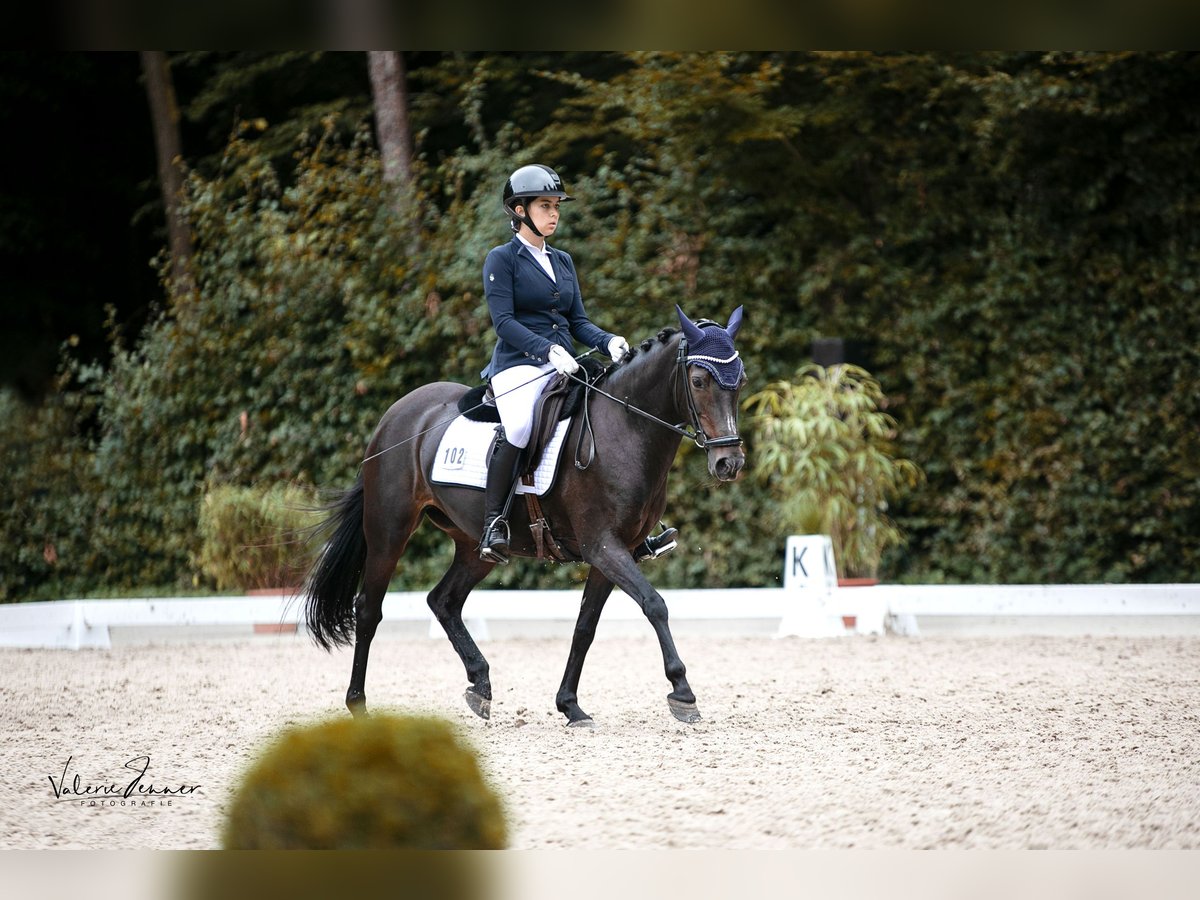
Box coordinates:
[457,356,606,475]
[457,357,606,564]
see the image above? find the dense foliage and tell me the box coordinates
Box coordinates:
[3,51,1197,600]
[0,382,100,600]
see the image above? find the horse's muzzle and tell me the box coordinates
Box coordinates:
[711,450,745,482]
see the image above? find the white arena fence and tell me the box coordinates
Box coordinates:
[1,584,1198,649]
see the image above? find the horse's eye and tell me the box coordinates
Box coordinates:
[690,375,705,389]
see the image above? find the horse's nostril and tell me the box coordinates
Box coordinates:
[716,456,745,480]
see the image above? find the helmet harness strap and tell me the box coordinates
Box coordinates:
[510,199,544,238]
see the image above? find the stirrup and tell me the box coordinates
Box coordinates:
[634,526,678,562]
[479,517,511,565]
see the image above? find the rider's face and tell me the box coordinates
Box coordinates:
[519,196,560,238]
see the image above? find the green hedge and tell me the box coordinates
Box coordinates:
[0,383,99,601]
[3,52,1198,600]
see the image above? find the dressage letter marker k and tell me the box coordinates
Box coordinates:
[783,535,836,593]
[792,545,808,578]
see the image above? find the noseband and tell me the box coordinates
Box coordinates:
[676,324,744,451]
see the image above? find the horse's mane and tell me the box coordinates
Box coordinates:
[604,326,680,386]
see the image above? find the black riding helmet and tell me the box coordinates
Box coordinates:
[503,164,573,236]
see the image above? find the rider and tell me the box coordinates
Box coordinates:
[478,163,678,565]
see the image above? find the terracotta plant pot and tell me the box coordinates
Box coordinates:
[835,578,879,629]
[246,587,301,634]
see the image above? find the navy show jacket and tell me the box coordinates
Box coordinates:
[481,236,613,380]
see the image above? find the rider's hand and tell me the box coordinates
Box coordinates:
[607,336,631,362]
[548,345,581,375]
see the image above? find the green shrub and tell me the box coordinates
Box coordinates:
[196,483,320,591]
[83,123,513,592]
[746,364,922,579]
[222,714,507,850]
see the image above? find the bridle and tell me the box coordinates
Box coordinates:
[675,322,745,451]
[571,326,743,469]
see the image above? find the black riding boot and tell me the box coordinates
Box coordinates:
[634,524,679,562]
[479,436,525,565]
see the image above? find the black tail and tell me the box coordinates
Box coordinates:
[302,474,367,650]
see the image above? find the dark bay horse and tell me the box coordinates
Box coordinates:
[302,305,746,725]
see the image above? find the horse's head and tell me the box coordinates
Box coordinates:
[676,305,747,482]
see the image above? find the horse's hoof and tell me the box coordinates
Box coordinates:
[668,697,701,723]
[464,689,491,720]
[347,697,368,718]
[567,717,595,729]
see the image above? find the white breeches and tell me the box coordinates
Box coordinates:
[489,362,556,449]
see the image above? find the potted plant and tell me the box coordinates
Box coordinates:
[745,363,922,583]
[195,482,321,611]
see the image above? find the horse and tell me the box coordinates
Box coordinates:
[301,305,747,726]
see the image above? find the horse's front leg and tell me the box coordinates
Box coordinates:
[585,537,700,723]
[555,565,615,727]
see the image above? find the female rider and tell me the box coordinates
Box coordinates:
[478,164,677,565]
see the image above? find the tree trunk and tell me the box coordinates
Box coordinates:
[139,51,193,297]
[366,51,413,190]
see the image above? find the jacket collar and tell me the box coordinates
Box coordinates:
[512,235,559,285]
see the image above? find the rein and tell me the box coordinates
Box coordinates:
[569,333,743,471]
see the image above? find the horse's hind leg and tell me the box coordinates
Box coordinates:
[427,540,496,719]
[555,566,614,726]
[346,515,419,717]
[345,551,394,717]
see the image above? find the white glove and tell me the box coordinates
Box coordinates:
[548,345,581,375]
[607,336,631,362]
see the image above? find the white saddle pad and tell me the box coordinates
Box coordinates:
[430,416,572,496]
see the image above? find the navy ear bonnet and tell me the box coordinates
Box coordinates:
[675,305,746,390]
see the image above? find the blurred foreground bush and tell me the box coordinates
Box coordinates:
[222,714,507,850]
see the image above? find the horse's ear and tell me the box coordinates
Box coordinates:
[676,305,705,344]
[725,306,744,340]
